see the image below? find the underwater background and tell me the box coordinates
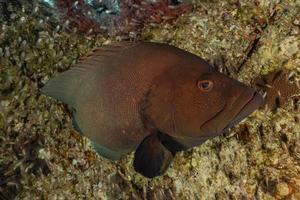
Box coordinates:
[0,0,300,199]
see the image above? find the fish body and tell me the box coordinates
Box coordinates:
[41,42,263,178]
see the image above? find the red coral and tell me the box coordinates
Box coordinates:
[54,0,192,36]
[55,0,104,34]
[119,0,192,36]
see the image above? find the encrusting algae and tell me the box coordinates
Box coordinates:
[0,0,300,199]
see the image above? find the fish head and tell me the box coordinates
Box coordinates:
[193,71,264,138]
[146,62,263,143]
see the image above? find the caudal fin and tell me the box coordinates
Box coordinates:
[40,68,85,108]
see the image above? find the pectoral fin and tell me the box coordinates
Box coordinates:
[133,133,174,178]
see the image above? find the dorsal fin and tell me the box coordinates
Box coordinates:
[78,41,139,63]
[73,41,139,72]
[40,41,140,108]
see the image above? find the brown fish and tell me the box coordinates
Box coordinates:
[41,42,263,178]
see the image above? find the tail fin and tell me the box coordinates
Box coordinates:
[41,69,83,108]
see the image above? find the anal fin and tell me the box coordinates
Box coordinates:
[90,140,122,161]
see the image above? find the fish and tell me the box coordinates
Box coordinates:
[41,41,263,178]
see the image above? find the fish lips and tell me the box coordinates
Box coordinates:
[222,91,263,132]
[200,90,263,137]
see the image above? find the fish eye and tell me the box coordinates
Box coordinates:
[197,80,214,92]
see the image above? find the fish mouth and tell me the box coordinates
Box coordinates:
[200,91,263,136]
[222,91,263,131]
[199,103,227,136]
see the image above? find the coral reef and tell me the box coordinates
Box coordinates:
[0,0,300,199]
[53,0,192,36]
[54,0,107,35]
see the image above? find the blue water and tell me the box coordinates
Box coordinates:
[42,0,54,7]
